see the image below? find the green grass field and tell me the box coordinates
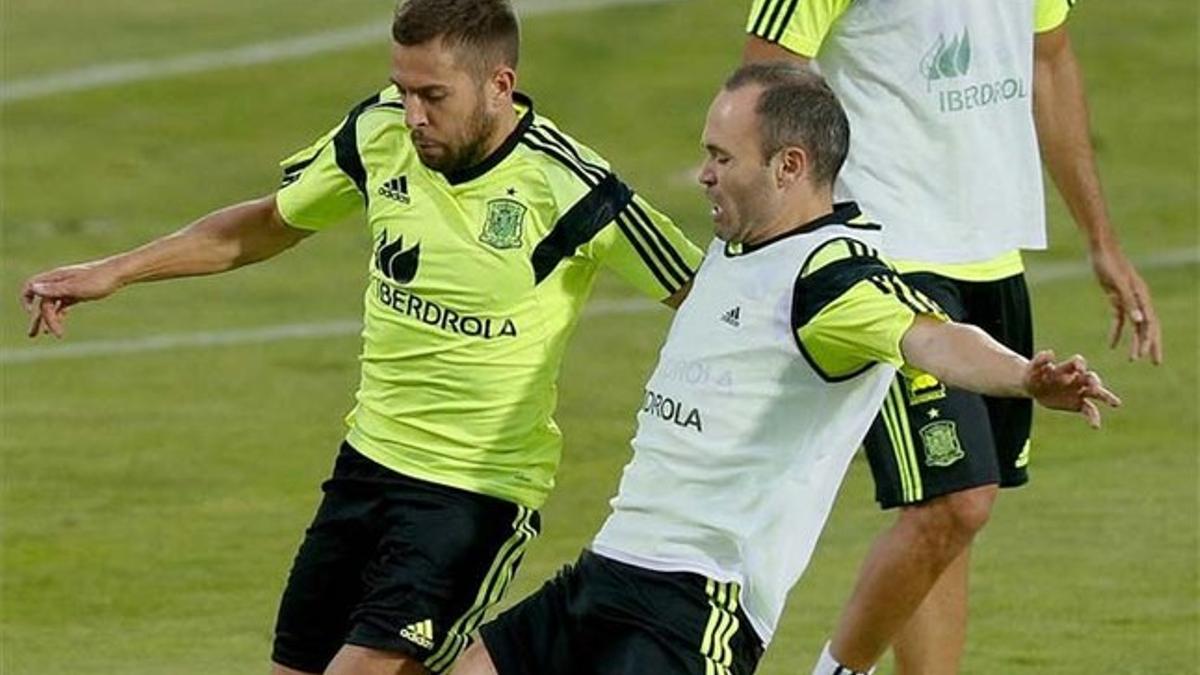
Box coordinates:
[2,1,1197,673]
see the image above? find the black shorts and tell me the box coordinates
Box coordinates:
[480,550,764,675]
[863,272,1034,509]
[271,443,540,674]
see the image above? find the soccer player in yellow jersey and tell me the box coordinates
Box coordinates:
[743,1,1163,673]
[20,1,701,673]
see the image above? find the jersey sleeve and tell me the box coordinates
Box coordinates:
[525,122,703,301]
[275,91,386,231]
[583,193,703,301]
[1034,0,1073,33]
[791,238,946,381]
[746,0,853,57]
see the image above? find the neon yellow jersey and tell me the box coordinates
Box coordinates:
[276,88,703,508]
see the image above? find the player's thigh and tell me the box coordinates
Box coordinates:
[478,560,579,675]
[273,444,384,673]
[962,273,1034,487]
[345,477,541,674]
[583,553,763,675]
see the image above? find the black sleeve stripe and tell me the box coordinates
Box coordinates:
[531,124,608,179]
[531,173,634,284]
[768,0,802,42]
[751,0,799,42]
[792,255,894,329]
[533,124,694,283]
[625,199,694,281]
[750,0,785,36]
[867,273,891,294]
[615,214,678,294]
[616,209,688,289]
[282,153,320,178]
[332,92,383,201]
[525,128,607,183]
[883,276,925,315]
[521,133,684,293]
[909,287,942,315]
[519,136,605,188]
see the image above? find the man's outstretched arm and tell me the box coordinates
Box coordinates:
[901,315,1121,428]
[1034,24,1162,364]
[21,194,309,338]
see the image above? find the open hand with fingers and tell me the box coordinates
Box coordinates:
[20,262,123,339]
[1091,245,1162,364]
[1024,350,1122,429]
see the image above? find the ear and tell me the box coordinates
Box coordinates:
[487,65,517,106]
[775,146,809,188]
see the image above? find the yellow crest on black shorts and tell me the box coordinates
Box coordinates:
[920,420,964,467]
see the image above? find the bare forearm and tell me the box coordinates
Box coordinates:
[1033,28,1116,250]
[98,196,304,287]
[902,319,1028,398]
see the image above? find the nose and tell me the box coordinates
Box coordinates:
[698,162,716,187]
[405,99,428,128]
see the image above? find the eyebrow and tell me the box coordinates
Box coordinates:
[704,143,731,156]
[389,79,449,96]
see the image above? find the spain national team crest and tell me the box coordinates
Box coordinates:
[480,198,526,249]
[920,420,965,467]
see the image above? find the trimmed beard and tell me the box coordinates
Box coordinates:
[416,103,498,174]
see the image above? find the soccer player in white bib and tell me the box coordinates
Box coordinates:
[743,2,1164,672]
[451,63,1119,675]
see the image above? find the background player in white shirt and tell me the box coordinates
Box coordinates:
[450,62,1119,675]
[744,2,1163,672]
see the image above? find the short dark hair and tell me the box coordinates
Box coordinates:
[724,62,849,187]
[392,0,520,74]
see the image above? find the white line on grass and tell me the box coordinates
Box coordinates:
[0,0,676,104]
[2,249,1194,365]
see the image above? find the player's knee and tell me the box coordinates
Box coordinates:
[452,640,500,675]
[942,483,998,536]
[901,484,998,550]
[325,644,430,675]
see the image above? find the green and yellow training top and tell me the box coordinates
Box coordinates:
[276,87,702,508]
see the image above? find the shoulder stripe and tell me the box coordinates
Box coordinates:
[332,92,383,200]
[282,153,319,179]
[525,127,608,184]
[531,172,634,284]
[531,123,608,177]
[520,135,605,187]
[793,255,893,328]
[882,276,925,315]
[521,134,685,293]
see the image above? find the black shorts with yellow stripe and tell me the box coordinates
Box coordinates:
[863,272,1033,509]
[480,550,764,675]
[271,442,540,674]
